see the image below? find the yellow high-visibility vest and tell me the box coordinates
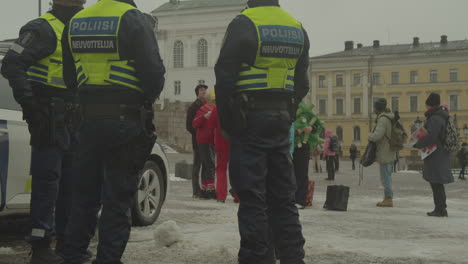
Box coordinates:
[27,13,67,89]
[235,6,304,92]
[68,0,142,93]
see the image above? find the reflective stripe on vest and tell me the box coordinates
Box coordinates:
[26,13,67,89]
[235,6,304,92]
[68,0,143,93]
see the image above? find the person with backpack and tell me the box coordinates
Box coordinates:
[323,130,337,181]
[368,98,397,207]
[414,93,455,217]
[457,143,467,180]
[349,144,358,170]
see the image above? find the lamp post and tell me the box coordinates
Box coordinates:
[463,124,468,143]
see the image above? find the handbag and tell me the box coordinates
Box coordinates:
[360,141,377,167]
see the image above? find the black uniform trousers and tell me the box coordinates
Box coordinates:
[63,119,144,264]
[230,110,305,264]
[26,103,73,246]
[293,144,310,207]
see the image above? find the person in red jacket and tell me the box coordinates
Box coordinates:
[192,90,216,199]
[208,102,230,203]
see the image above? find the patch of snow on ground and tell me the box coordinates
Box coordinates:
[398,170,421,174]
[170,174,187,182]
[0,247,15,255]
[153,220,183,247]
[160,143,178,154]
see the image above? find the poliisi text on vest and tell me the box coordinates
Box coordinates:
[71,20,117,33]
[261,27,304,42]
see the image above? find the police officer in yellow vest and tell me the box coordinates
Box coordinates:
[1,1,86,263]
[60,0,165,263]
[215,0,310,263]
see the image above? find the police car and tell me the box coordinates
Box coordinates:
[0,59,169,226]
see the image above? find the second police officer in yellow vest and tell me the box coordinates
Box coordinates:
[60,0,166,263]
[215,0,310,263]
[1,1,87,263]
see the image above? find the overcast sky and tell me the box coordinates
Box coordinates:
[1,0,468,56]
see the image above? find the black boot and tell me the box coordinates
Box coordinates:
[427,209,448,217]
[30,242,62,264]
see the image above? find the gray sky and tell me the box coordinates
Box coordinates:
[1,0,468,56]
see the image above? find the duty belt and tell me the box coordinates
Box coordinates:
[83,104,140,120]
[247,98,290,111]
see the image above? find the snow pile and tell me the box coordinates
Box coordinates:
[170,174,187,182]
[0,247,15,255]
[153,220,183,248]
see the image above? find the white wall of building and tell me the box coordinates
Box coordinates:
[153,6,244,102]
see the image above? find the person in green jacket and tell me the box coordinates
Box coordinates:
[368,98,396,207]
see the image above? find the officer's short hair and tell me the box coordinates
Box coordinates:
[195,84,208,96]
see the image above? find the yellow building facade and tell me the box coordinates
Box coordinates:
[307,37,468,157]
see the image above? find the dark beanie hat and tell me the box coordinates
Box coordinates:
[425,93,440,107]
[374,98,387,112]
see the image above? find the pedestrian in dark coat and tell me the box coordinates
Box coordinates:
[349,144,358,170]
[186,84,208,198]
[414,93,454,217]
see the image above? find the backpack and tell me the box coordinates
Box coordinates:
[441,117,459,153]
[381,115,408,151]
[329,136,339,152]
[360,141,377,167]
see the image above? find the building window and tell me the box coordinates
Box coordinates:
[174,81,181,95]
[173,40,184,68]
[450,94,458,111]
[353,97,361,114]
[410,71,418,84]
[450,69,458,82]
[353,126,361,141]
[430,70,438,83]
[336,126,343,141]
[410,96,418,113]
[319,99,326,115]
[336,99,344,115]
[197,39,208,67]
[372,72,380,85]
[336,74,343,87]
[391,96,399,112]
[319,75,326,88]
[353,73,361,86]
[391,72,399,84]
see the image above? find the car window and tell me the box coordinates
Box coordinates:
[0,62,21,111]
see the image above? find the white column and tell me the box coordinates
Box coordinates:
[328,72,333,117]
[346,71,351,116]
[311,73,317,106]
[363,74,369,116]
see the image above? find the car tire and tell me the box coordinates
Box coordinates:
[132,160,165,226]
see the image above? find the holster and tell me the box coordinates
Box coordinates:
[26,97,67,148]
[230,93,249,132]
